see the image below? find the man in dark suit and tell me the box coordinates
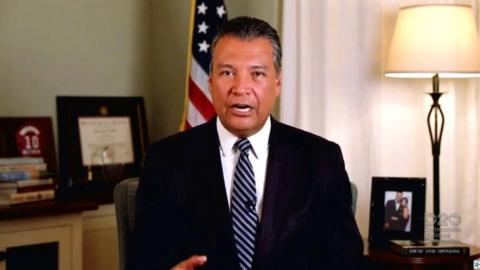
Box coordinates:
[135,16,363,270]
[384,191,402,231]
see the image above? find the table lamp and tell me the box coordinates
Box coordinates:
[385,4,480,240]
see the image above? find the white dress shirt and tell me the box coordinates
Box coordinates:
[216,117,271,218]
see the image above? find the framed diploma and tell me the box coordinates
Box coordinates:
[56,96,148,202]
[78,117,135,166]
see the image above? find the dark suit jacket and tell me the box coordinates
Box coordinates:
[384,200,396,224]
[135,118,364,270]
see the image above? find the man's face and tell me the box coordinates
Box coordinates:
[396,192,402,202]
[209,36,281,137]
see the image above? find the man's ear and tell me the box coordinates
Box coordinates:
[275,72,282,96]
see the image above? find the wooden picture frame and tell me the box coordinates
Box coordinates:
[56,96,148,202]
[368,177,426,248]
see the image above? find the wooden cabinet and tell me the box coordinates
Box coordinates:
[0,212,83,270]
[82,204,118,270]
[0,202,119,270]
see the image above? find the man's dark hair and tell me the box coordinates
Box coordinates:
[211,16,282,74]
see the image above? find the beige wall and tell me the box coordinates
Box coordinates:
[0,0,153,136]
[0,0,280,144]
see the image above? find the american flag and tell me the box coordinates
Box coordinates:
[181,0,227,129]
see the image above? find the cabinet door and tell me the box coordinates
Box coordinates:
[83,204,119,270]
[0,226,71,270]
[0,214,82,270]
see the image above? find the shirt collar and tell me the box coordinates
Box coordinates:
[217,116,271,159]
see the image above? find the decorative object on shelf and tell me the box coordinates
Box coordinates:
[390,240,470,256]
[365,243,480,270]
[0,117,57,173]
[56,96,148,202]
[385,4,480,240]
[369,177,426,248]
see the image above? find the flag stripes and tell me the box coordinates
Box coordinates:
[182,0,227,129]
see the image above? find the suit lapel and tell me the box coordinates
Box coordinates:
[255,119,297,268]
[191,119,239,269]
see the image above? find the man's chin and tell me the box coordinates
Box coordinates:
[224,122,259,137]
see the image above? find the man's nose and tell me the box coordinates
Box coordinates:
[232,73,252,95]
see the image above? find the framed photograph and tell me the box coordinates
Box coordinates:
[368,177,426,248]
[56,96,148,201]
[0,117,57,173]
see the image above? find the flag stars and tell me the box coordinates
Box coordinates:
[197,2,208,15]
[217,5,226,18]
[198,40,210,53]
[197,21,209,34]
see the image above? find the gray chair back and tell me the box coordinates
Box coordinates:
[350,181,358,215]
[114,177,139,270]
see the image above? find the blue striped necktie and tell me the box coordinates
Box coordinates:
[231,138,258,270]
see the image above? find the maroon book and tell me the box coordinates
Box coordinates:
[18,183,57,193]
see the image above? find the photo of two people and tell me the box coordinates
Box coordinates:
[383,191,412,232]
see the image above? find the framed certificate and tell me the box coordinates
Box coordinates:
[78,117,135,166]
[56,96,148,201]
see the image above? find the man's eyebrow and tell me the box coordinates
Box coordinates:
[216,63,235,69]
[215,63,270,70]
[250,64,269,70]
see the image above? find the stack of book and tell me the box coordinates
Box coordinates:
[0,157,56,206]
[391,240,470,256]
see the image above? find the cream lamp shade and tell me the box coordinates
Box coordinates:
[385,4,480,78]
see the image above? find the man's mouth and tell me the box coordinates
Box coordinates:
[231,104,253,113]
